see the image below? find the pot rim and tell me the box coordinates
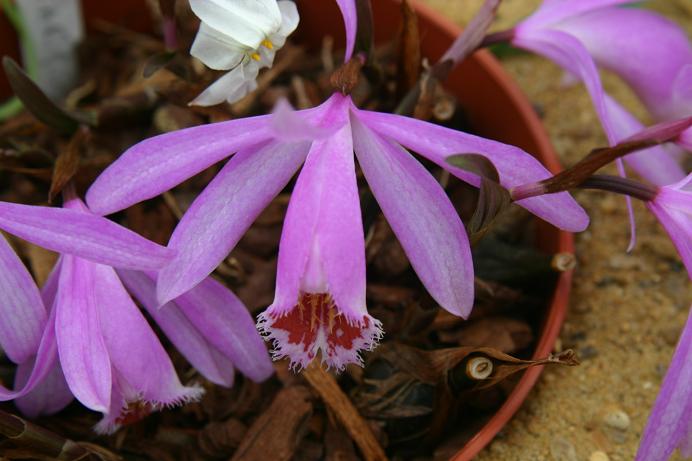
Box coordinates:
[405,2,574,460]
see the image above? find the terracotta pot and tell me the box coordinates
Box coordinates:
[0,1,573,459]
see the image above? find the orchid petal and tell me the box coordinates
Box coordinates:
[90,264,202,405]
[190,61,260,106]
[518,0,634,29]
[0,293,60,401]
[555,7,692,121]
[351,114,474,318]
[41,258,61,307]
[157,140,310,304]
[604,95,686,185]
[513,28,616,144]
[680,128,692,152]
[271,123,366,319]
[335,0,357,62]
[635,309,692,461]
[356,109,589,232]
[55,255,112,412]
[167,274,274,382]
[86,115,273,215]
[117,269,235,387]
[275,1,300,42]
[271,99,332,141]
[647,204,692,280]
[614,158,636,253]
[191,23,246,70]
[14,359,73,418]
[0,234,46,363]
[189,0,281,49]
[0,201,172,270]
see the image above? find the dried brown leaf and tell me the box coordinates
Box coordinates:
[48,127,89,202]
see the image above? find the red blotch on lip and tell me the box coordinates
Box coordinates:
[270,292,369,359]
[115,400,153,426]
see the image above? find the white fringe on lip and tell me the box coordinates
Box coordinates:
[94,384,204,434]
[257,310,383,373]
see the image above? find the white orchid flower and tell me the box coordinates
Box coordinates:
[189,0,299,106]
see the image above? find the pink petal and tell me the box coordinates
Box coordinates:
[0,234,47,363]
[555,7,692,121]
[157,140,311,304]
[335,0,357,62]
[615,158,636,253]
[635,308,692,461]
[167,274,274,383]
[0,299,60,401]
[89,263,202,406]
[117,269,236,387]
[646,202,692,280]
[518,0,634,29]
[271,99,332,141]
[350,114,474,318]
[86,115,273,215]
[356,109,589,232]
[513,28,616,143]
[55,255,112,412]
[269,122,366,319]
[604,95,685,186]
[14,358,73,418]
[0,202,172,270]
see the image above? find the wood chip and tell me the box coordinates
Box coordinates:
[231,386,313,461]
[303,364,387,461]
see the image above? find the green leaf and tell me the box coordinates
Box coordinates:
[2,56,80,134]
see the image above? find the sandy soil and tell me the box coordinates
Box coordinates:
[420,1,692,460]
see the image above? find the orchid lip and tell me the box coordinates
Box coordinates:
[258,292,383,372]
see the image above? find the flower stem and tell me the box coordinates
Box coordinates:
[578,175,658,201]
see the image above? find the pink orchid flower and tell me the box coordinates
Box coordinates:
[85,0,586,370]
[636,307,692,461]
[0,193,272,431]
[646,173,692,279]
[86,90,587,370]
[510,0,691,185]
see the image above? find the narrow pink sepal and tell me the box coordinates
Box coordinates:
[55,255,112,413]
[518,0,634,29]
[14,358,73,418]
[86,115,273,215]
[555,7,692,122]
[0,201,172,270]
[351,113,474,318]
[646,175,692,279]
[356,109,589,232]
[635,308,692,461]
[118,269,237,387]
[0,297,60,401]
[335,0,357,62]
[89,263,202,406]
[0,234,47,363]
[605,96,685,186]
[168,274,274,383]
[157,140,311,304]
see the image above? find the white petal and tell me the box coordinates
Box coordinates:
[274,1,300,44]
[190,63,259,106]
[191,23,246,70]
[190,0,281,48]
